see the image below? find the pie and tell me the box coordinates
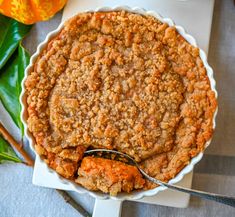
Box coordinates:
[25,11,217,195]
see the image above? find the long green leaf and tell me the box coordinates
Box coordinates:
[0,44,30,136]
[0,136,21,163]
[0,14,32,70]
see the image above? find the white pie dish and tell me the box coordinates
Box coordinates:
[20,5,218,201]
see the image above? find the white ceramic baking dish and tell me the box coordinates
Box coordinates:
[20,4,218,210]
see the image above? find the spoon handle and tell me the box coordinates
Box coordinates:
[143,172,235,207]
[165,182,235,207]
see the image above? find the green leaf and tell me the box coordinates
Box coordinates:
[0,44,30,136]
[0,14,32,70]
[0,136,21,163]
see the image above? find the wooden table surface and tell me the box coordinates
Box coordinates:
[0,0,235,216]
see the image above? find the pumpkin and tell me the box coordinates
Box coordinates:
[0,0,67,24]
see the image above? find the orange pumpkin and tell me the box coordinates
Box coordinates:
[0,0,67,24]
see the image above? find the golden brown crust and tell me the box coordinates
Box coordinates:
[25,11,217,194]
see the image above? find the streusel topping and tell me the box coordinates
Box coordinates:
[25,11,217,194]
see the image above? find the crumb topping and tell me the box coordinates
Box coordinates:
[25,11,217,194]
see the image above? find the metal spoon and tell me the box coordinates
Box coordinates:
[84,149,235,207]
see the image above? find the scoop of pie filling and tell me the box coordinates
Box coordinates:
[25,11,217,195]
